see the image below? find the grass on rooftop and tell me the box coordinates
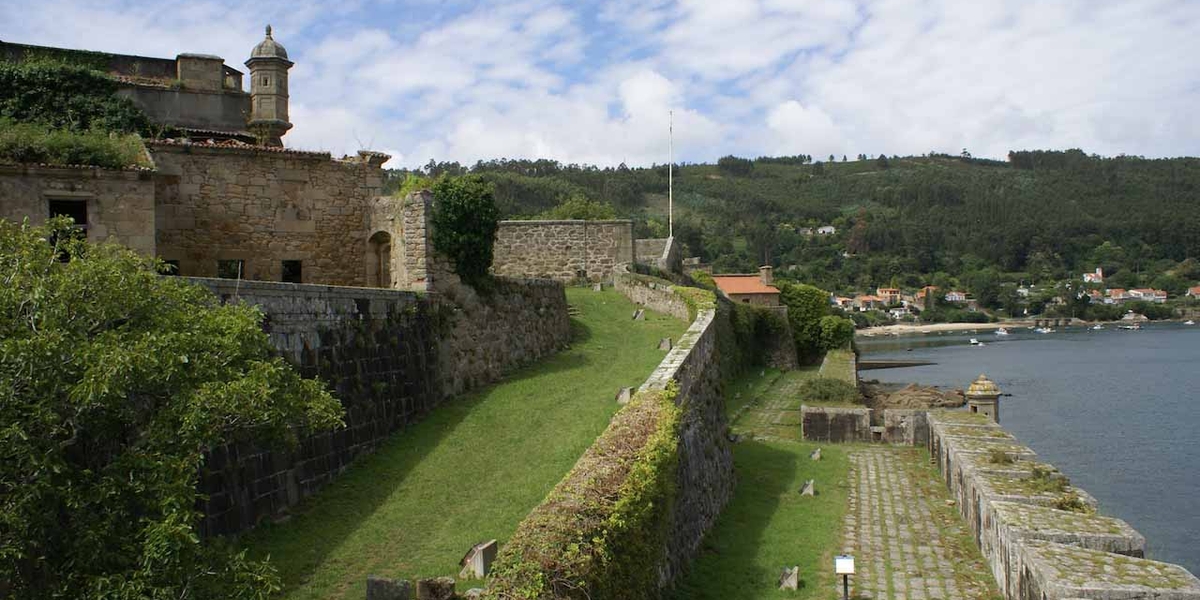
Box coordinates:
[239,287,687,599]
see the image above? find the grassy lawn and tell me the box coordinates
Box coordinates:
[239,287,687,599]
[671,439,852,600]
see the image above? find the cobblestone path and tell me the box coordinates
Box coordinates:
[842,447,1001,600]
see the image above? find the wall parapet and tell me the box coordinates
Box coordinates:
[491,219,634,283]
[923,411,1200,600]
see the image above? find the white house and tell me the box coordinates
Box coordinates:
[817,225,837,235]
[944,290,968,303]
[1083,267,1104,284]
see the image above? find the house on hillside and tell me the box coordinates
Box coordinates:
[1128,288,1168,304]
[876,287,902,305]
[944,290,968,303]
[1187,286,1200,298]
[816,225,837,235]
[915,285,939,308]
[1083,268,1104,284]
[831,296,854,309]
[713,266,780,306]
[854,295,884,311]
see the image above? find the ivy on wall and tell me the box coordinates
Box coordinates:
[431,175,500,286]
[0,60,149,134]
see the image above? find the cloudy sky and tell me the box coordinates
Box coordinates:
[3,0,1197,167]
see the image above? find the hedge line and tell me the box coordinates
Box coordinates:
[483,387,681,600]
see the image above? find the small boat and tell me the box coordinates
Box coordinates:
[995,327,1010,336]
[1186,320,1196,326]
[969,338,981,345]
[1092,324,1104,330]
[1118,324,1142,331]
[1035,327,1054,334]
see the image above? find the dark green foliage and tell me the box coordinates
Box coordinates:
[778,282,833,364]
[0,118,149,168]
[716,155,754,176]
[483,388,681,600]
[794,377,861,405]
[818,315,855,350]
[431,175,500,286]
[535,194,617,220]
[0,219,344,599]
[0,60,149,134]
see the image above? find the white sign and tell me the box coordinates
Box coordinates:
[835,555,855,575]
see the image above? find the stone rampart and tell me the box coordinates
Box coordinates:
[486,282,734,597]
[635,238,667,264]
[924,411,1200,600]
[491,219,634,283]
[800,406,873,442]
[613,268,691,321]
[0,163,157,255]
[187,274,570,536]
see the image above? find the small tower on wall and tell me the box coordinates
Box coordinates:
[966,374,1002,423]
[245,25,293,146]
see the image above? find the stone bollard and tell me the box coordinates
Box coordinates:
[415,577,456,600]
[810,447,821,461]
[366,575,411,600]
[800,479,815,496]
[632,308,645,320]
[657,337,672,350]
[778,566,800,590]
[616,387,633,404]
[592,282,603,292]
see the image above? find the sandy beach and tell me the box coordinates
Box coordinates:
[856,321,1035,337]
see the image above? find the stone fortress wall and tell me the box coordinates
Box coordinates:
[925,411,1200,600]
[491,219,634,283]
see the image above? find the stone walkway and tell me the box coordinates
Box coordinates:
[842,447,1001,600]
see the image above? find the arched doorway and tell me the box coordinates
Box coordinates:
[367,231,392,288]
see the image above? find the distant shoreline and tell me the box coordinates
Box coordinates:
[856,321,1032,336]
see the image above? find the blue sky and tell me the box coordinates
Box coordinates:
[3,0,1198,168]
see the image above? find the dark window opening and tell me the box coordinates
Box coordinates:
[162,260,180,275]
[262,76,269,86]
[48,199,88,236]
[217,259,245,279]
[742,298,750,304]
[282,260,302,283]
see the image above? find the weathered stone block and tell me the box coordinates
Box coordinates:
[366,576,411,600]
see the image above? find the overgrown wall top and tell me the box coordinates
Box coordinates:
[492,219,634,282]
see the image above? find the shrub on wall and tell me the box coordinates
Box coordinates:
[484,387,681,599]
[795,377,861,405]
[818,315,855,351]
[0,60,149,134]
[431,175,500,286]
[0,218,344,599]
[534,194,616,220]
[0,118,149,168]
[779,281,833,363]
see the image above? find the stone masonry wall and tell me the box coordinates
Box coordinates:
[0,163,157,255]
[637,306,735,587]
[635,238,668,264]
[151,142,390,285]
[924,411,1200,600]
[613,269,692,321]
[187,278,439,536]
[189,273,571,536]
[491,219,634,283]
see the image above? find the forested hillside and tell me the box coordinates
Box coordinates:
[383,150,1200,299]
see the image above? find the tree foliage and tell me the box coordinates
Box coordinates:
[0,219,343,599]
[431,175,501,285]
[0,60,149,134]
[0,118,149,168]
[534,194,617,220]
[779,282,833,363]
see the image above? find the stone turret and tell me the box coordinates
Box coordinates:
[245,25,293,146]
[965,374,1001,423]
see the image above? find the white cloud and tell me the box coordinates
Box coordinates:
[3,0,1199,166]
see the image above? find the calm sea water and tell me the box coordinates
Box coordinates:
[858,323,1200,574]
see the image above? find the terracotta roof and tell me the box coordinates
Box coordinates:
[147,138,334,159]
[1188,286,1200,295]
[712,275,779,295]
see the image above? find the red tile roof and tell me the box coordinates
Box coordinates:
[712,275,779,295]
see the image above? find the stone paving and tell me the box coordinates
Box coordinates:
[842,447,1001,600]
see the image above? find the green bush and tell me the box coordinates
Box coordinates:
[0,118,149,168]
[535,194,616,220]
[818,315,855,350]
[0,60,149,134]
[779,282,832,363]
[795,377,861,405]
[0,218,344,599]
[431,175,500,286]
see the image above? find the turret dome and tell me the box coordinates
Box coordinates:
[966,374,1001,398]
[251,25,289,60]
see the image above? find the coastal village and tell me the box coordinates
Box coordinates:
[2,16,1200,600]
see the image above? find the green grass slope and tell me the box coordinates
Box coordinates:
[240,287,687,599]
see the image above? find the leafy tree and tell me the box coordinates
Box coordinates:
[535,194,616,220]
[818,315,855,350]
[716,155,754,176]
[779,282,832,363]
[431,175,501,285]
[0,218,343,599]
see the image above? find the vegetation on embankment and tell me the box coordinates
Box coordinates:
[0,118,150,169]
[239,287,688,599]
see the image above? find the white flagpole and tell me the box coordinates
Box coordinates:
[668,110,674,238]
